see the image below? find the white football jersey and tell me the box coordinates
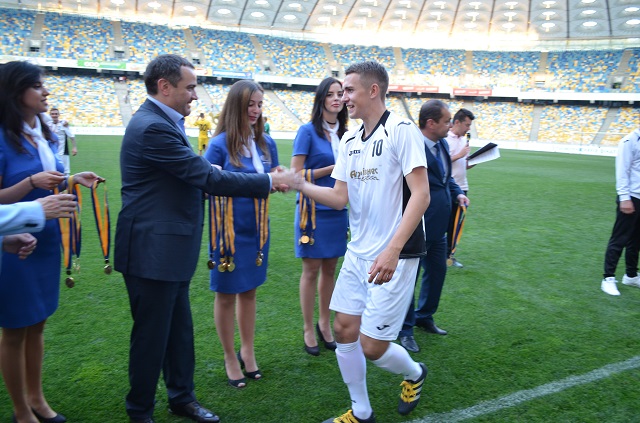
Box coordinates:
[332,110,427,261]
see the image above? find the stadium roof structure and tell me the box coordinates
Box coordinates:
[3,0,640,47]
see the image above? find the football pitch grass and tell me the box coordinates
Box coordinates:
[2,135,640,422]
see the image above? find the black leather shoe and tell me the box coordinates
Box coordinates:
[169,401,220,423]
[399,335,420,353]
[130,418,155,423]
[32,409,67,423]
[316,322,337,351]
[418,320,448,335]
[304,342,320,356]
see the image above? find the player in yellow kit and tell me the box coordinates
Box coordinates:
[195,112,213,155]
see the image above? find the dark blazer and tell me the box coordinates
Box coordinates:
[115,100,271,282]
[424,138,464,242]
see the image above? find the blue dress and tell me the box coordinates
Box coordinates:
[292,123,348,259]
[0,130,64,328]
[205,133,279,294]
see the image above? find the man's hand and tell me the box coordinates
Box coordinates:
[457,194,470,207]
[270,167,302,193]
[620,200,635,214]
[71,147,78,156]
[35,194,77,219]
[3,233,37,259]
[72,172,105,188]
[368,246,401,285]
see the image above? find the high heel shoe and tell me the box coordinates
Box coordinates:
[237,351,262,380]
[303,330,320,356]
[225,361,246,389]
[32,409,67,423]
[316,322,337,351]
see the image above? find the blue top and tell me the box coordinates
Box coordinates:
[292,123,344,211]
[204,132,279,294]
[0,128,65,328]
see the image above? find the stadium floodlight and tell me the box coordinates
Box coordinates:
[582,21,597,27]
[467,11,480,20]
[505,1,518,8]
[433,1,446,9]
[542,0,556,7]
[503,22,515,29]
[464,22,477,28]
[148,1,160,9]
[504,11,517,20]
[283,14,296,20]
[251,11,265,17]
[399,0,412,7]
[255,0,269,4]
[183,5,197,11]
[542,10,555,20]
[627,19,640,25]
[582,9,596,15]
[431,11,442,19]
[110,0,125,5]
[469,1,482,9]
[581,0,595,4]
[288,2,301,8]
[427,21,439,28]
[217,8,231,14]
[625,7,639,12]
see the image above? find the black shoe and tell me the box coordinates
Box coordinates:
[399,335,420,353]
[237,350,262,379]
[417,320,447,335]
[169,402,220,423]
[398,362,428,415]
[303,330,320,356]
[316,322,337,351]
[130,418,155,423]
[32,409,67,423]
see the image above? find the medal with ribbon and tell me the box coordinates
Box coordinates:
[298,169,315,246]
[447,205,467,266]
[91,180,111,275]
[212,197,236,272]
[254,198,269,266]
[207,194,218,270]
[58,176,82,288]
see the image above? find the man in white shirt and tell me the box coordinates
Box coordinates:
[601,127,640,296]
[48,108,77,176]
[0,194,76,272]
[446,108,475,268]
[298,61,430,423]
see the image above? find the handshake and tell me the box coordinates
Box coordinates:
[270,166,305,193]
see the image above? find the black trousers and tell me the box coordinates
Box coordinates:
[124,275,196,419]
[604,196,640,278]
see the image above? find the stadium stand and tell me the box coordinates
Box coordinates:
[537,105,608,144]
[471,51,539,91]
[190,27,260,73]
[601,107,640,146]
[121,21,187,64]
[273,90,314,123]
[0,8,35,56]
[42,13,113,61]
[546,50,623,93]
[331,44,396,71]
[257,36,327,79]
[622,48,640,93]
[46,74,122,127]
[404,97,464,122]
[472,101,534,142]
[400,49,466,86]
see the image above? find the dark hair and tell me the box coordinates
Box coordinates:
[144,54,194,95]
[215,80,270,168]
[344,61,389,102]
[0,61,53,153]
[311,77,348,140]
[453,108,475,123]
[418,99,449,129]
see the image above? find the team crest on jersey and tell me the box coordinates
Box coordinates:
[350,167,379,182]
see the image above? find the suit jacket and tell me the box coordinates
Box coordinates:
[424,138,463,243]
[115,100,271,282]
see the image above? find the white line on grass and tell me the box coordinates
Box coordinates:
[413,355,640,423]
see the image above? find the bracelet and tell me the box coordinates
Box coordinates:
[28,175,37,189]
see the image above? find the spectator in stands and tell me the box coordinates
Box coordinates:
[264,116,270,134]
[0,60,102,423]
[446,108,475,268]
[47,108,77,176]
[195,112,212,155]
[205,80,280,389]
[601,126,640,296]
[398,100,470,354]
[290,77,349,356]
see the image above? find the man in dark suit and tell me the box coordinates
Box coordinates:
[399,100,470,353]
[115,55,296,423]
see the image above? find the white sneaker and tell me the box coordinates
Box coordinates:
[622,274,640,288]
[601,277,621,296]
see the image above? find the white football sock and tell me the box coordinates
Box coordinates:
[336,340,372,420]
[372,342,422,381]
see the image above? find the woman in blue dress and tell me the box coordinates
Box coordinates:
[0,61,102,423]
[290,77,349,356]
[205,80,279,389]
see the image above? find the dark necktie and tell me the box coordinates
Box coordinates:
[433,142,445,178]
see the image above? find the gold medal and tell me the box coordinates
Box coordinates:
[207,259,216,270]
[104,264,112,275]
[227,257,236,272]
[300,235,310,244]
[309,237,315,246]
[256,257,263,266]
[218,259,228,272]
[446,258,453,267]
